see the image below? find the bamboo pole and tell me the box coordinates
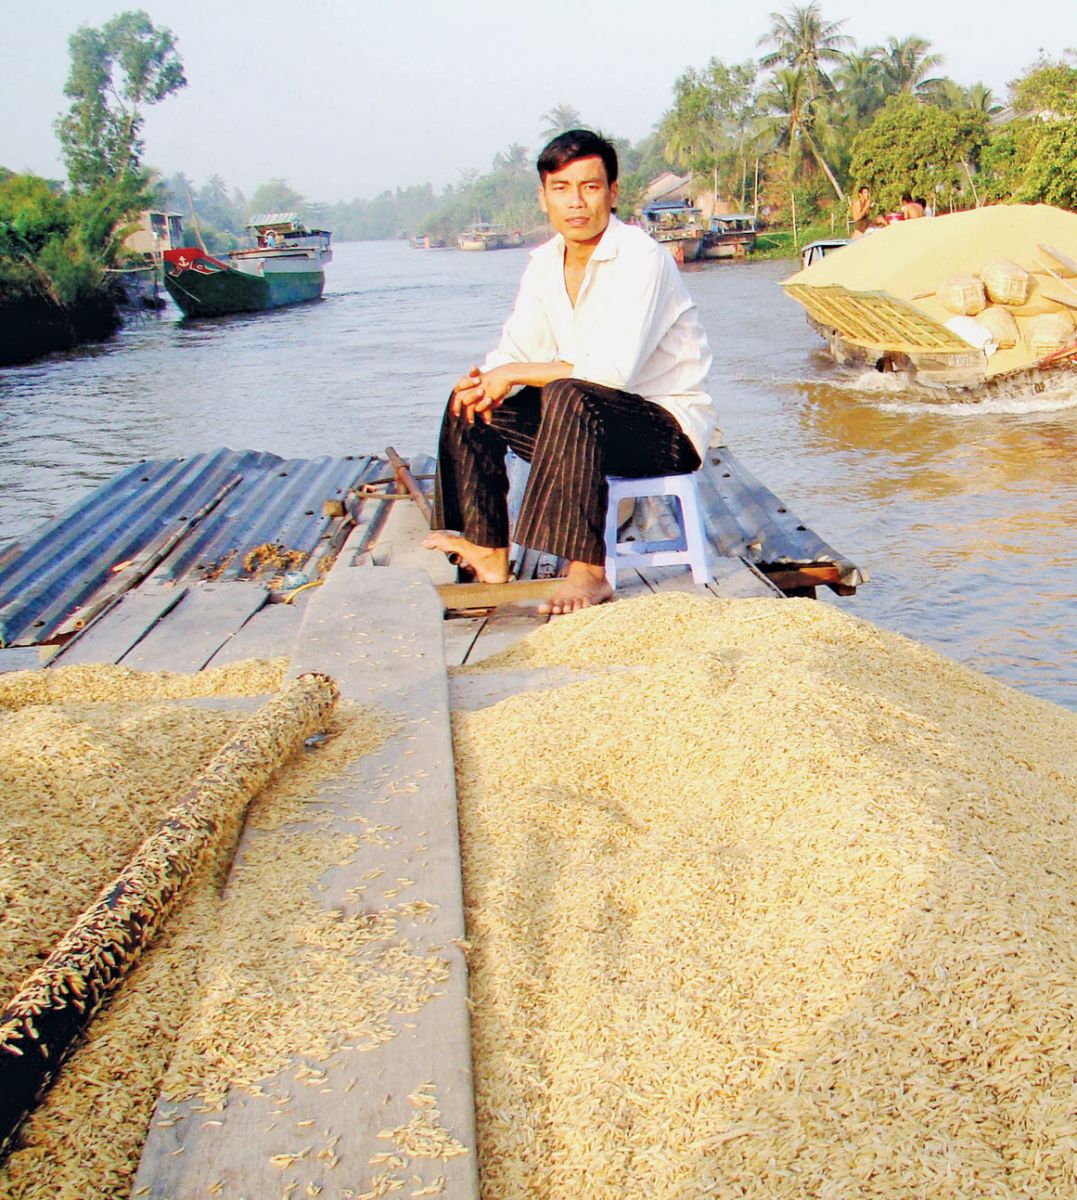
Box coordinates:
[385,446,434,526]
[0,672,339,1161]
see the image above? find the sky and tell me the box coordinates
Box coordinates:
[2,0,1072,205]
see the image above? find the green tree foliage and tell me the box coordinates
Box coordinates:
[540,104,583,141]
[757,3,852,99]
[873,35,945,98]
[247,178,306,217]
[322,183,439,241]
[849,94,989,212]
[980,59,1077,207]
[0,172,106,306]
[57,10,185,193]
[757,65,844,201]
[659,58,758,205]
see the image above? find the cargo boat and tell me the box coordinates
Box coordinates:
[641,199,705,263]
[702,213,758,259]
[782,204,1077,396]
[163,213,332,318]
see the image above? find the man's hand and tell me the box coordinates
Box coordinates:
[451,366,485,419]
[451,365,515,424]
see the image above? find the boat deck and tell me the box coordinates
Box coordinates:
[0,448,864,1196]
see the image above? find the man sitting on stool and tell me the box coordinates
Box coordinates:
[424,130,718,614]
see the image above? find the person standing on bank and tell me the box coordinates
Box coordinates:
[423,130,718,615]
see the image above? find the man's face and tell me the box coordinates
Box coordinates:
[539,156,618,247]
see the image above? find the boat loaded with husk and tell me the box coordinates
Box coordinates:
[163,213,332,318]
[1,444,1075,1198]
[782,203,1077,396]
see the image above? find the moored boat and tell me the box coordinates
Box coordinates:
[782,204,1077,396]
[702,213,758,259]
[410,234,447,249]
[641,200,705,264]
[163,213,332,318]
[800,238,849,268]
[457,223,511,251]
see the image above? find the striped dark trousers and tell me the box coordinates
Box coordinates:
[433,377,701,566]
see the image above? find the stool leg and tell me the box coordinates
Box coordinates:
[604,487,620,589]
[681,485,710,585]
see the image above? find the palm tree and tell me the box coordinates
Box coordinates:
[495,143,530,173]
[540,104,583,140]
[757,3,852,98]
[875,36,945,97]
[756,66,844,200]
[962,83,1002,115]
[834,50,886,128]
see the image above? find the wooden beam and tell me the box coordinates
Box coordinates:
[436,578,561,610]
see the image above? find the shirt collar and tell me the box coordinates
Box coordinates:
[532,213,623,263]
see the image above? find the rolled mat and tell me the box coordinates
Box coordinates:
[0,671,339,1159]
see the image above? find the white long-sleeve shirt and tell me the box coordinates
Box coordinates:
[481,216,718,458]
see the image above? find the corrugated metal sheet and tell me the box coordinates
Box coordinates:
[700,448,865,588]
[0,450,381,646]
[0,445,862,647]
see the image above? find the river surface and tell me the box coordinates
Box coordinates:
[1,240,1074,709]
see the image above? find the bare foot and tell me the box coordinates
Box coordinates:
[539,561,614,615]
[423,531,510,583]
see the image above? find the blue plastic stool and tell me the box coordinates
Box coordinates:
[604,472,710,588]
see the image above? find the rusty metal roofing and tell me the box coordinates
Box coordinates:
[0,449,383,646]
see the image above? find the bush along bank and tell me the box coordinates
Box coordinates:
[0,171,148,367]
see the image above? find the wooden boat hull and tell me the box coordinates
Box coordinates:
[163,247,327,318]
[806,315,1077,397]
[702,233,756,259]
[655,233,704,264]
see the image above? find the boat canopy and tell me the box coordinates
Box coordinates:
[247,212,304,232]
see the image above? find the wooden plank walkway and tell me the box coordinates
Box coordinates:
[120,585,268,672]
[133,567,479,1200]
[50,586,187,667]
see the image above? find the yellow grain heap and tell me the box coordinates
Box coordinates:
[0,660,286,1002]
[0,662,398,1199]
[453,592,1077,1200]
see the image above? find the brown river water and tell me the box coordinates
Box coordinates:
[0,240,1074,708]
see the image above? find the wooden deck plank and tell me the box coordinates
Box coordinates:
[0,647,43,673]
[50,585,187,667]
[442,615,485,666]
[203,596,308,667]
[450,664,599,712]
[133,567,479,1200]
[369,494,457,583]
[119,584,268,673]
[635,559,781,599]
[465,608,549,665]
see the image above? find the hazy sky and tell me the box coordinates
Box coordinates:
[3,0,1072,204]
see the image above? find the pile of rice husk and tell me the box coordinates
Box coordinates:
[0,660,287,1001]
[452,593,1077,1199]
[0,660,404,1198]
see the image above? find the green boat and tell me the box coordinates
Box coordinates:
[163,213,332,318]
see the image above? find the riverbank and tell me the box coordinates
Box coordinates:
[0,291,121,367]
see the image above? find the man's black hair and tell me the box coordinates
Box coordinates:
[537,130,618,185]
